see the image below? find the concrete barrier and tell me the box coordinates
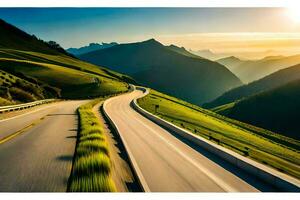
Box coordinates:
[132,87,300,192]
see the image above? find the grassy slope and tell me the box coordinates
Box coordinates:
[218,79,300,140]
[0,49,129,99]
[0,19,131,101]
[79,39,242,105]
[138,89,300,179]
[204,63,300,108]
[68,99,116,192]
[0,69,58,105]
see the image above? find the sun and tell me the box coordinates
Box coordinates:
[286,6,300,23]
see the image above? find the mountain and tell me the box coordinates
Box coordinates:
[216,56,245,78]
[218,79,300,140]
[204,63,300,108]
[0,19,72,56]
[166,45,203,59]
[220,54,300,83]
[0,19,130,104]
[79,39,242,105]
[66,42,118,56]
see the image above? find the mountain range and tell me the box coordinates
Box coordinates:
[217,55,300,83]
[79,39,242,105]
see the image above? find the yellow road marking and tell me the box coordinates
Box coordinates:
[0,116,46,145]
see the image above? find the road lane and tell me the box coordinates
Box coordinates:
[0,100,88,192]
[0,101,68,140]
[104,89,261,192]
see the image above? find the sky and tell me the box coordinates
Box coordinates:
[1,8,300,58]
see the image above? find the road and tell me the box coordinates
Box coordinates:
[104,89,275,192]
[0,100,87,192]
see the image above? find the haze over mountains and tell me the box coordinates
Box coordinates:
[79,39,242,105]
[190,49,224,60]
[204,63,300,108]
[217,55,300,83]
[204,61,300,140]
[66,42,118,55]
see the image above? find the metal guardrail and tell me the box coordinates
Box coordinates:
[0,99,56,113]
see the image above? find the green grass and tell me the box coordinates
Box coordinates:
[68,99,116,192]
[211,102,235,115]
[0,49,130,99]
[0,97,13,106]
[0,69,59,105]
[137,89,300,179]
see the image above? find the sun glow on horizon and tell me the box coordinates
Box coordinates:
[286,5,300,23]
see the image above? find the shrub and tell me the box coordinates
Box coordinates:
[0,97,13,106]
[9,87,37,102]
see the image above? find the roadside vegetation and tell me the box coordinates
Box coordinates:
[137,89,300,179]
[0,69,59,106]
[68,99,116,192]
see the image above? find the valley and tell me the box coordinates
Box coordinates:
[0,15,299,193]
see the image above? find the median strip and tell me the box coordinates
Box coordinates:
[68,99,116,192]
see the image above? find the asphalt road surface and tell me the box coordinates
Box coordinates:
[0,100,87,192]
[104,89,274,192]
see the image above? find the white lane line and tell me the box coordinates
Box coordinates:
[128,105,239,192]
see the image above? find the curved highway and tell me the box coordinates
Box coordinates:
[104,89,267,192]
[0,100,88,192]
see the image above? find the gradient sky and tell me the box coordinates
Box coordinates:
[1,8,300,58]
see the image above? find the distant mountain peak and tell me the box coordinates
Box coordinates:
[262,55,285,61]
[141,38,162,45]
[145,38,157,42]
[66,42,118,55]
[219,56,242,61]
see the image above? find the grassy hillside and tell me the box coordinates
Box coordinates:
[79,39,242,105]
[204,63,300,108]
[0,19,130,102]
[138,89,300,179]
[0,19,70,56]
[0,69,60,105]
[219,54,300,83]
[218,79,300,140]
